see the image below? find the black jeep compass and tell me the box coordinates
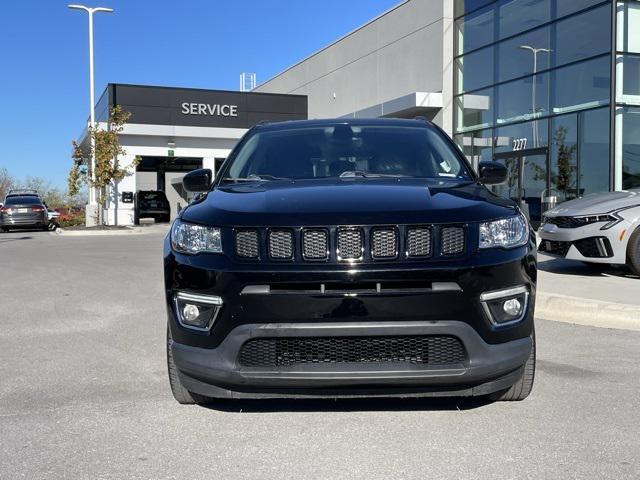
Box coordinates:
[164,118,536,404]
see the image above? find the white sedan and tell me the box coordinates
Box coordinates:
[538,188,640,275]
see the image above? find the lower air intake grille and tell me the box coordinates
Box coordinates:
[406,227,432,257]
[337,228,363,261]
[235,229,259,258]
[371,228,398,259]
[238,335,466,367]
[302,229,329,260]
[268,230,293,259]
[441,227,465,255]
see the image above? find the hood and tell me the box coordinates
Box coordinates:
[181,178,516,226]
[546,189,640,216]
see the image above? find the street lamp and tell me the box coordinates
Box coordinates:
[68,4,113,217]
[519,45,551,148]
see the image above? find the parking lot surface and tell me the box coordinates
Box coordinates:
[1,230,639,479]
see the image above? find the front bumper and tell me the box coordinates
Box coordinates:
[172,321,532,398]
[164,234,536,397]
[538,220,630,264]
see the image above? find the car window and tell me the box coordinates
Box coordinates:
[5,196,42,205]
[225,125,471,181]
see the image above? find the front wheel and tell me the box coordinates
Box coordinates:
[167,326,209,405]
[492,330,536,401]
[626,228,640,276]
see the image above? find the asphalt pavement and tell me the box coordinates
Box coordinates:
[1,230,639,480]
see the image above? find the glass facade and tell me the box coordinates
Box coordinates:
[617,1,640,189]
[454,0,619,223]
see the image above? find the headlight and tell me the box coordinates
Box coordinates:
[171,220,222,254]
[479,214,529,249]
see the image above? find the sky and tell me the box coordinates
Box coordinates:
[0,0,399,190]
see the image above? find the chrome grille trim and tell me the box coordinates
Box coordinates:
[371,228,398,259]
[268,229,294,260]
[302,229,329,260]
[336,227,364,262]
[235,229,259,259]
[406,227,432,257]
[441,227,465,255]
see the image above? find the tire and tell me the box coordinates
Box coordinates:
[492,330,536,402]
[167,326,209,405]
[626,228,640,276]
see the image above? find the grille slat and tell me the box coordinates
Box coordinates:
[268,230,294,260]
[302,230,329,260]
[235,229,259,258]
[239,335,466,367]
[371,228,398,259]
[441,227,465,255]
[337,228,363,261]
[406,227,432,257]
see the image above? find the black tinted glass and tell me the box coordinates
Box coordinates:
[225,125,471,181]
[5,196,42,205]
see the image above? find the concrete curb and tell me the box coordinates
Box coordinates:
[52,226,159,236]
[537,292,640,331]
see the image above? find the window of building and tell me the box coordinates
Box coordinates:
[456,45,495,93]
[455,87,495,131]
[550,114,578,199]
[554,4,610,68]
[552,56,610,114]
[622,107,640,189]
[556,0,608,20]
[498,0,550,40]
[497,25,550,83]
[497,72,550,124]
[454,0,495,18]
[456,4,495,55]
[618,1,640,54]
[494,119,549,154]
[580,107,610,194]
[622,55,640,96]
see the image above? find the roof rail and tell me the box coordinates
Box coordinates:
[255,120,270,126]
[413,116,428,123]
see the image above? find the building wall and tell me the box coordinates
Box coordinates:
[254,0,445,120]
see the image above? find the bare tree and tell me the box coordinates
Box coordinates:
[0,167,15,201]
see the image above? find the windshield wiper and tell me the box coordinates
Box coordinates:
[222,174,290,183]
[338,171,408,178]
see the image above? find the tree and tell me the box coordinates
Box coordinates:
[552,126,578,198]
[0,167,15,202]
[68,105,140,224]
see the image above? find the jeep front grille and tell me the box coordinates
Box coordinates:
[337,227,363,261]
[371,228,398,259]
[235,229,259,258]
[441,227,465,255]
[268,230,294,260]
[406,227,432,257]
[302,229,329,260]
[238,335,467,367]
[233,225,468,262]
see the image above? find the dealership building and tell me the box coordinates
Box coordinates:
[82,0,640,225]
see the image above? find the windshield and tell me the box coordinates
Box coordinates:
[5,196,42,205]
[223,124,471,181]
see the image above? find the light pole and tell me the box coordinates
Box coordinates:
[68,4,113,220]
[519,45,551,148]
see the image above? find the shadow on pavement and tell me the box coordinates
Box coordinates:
[538,257,636,279]
[0,235,33,244]
[201,395,497,413]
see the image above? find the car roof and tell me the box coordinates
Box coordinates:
[253,117,434,132]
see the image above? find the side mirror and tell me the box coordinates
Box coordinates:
[478,161,507,185]
[182,168,213,192]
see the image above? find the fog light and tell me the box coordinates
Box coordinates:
[503,298,522,316]
[182,304,200,323]
[480,285,529,327]
[174,292,223,331]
